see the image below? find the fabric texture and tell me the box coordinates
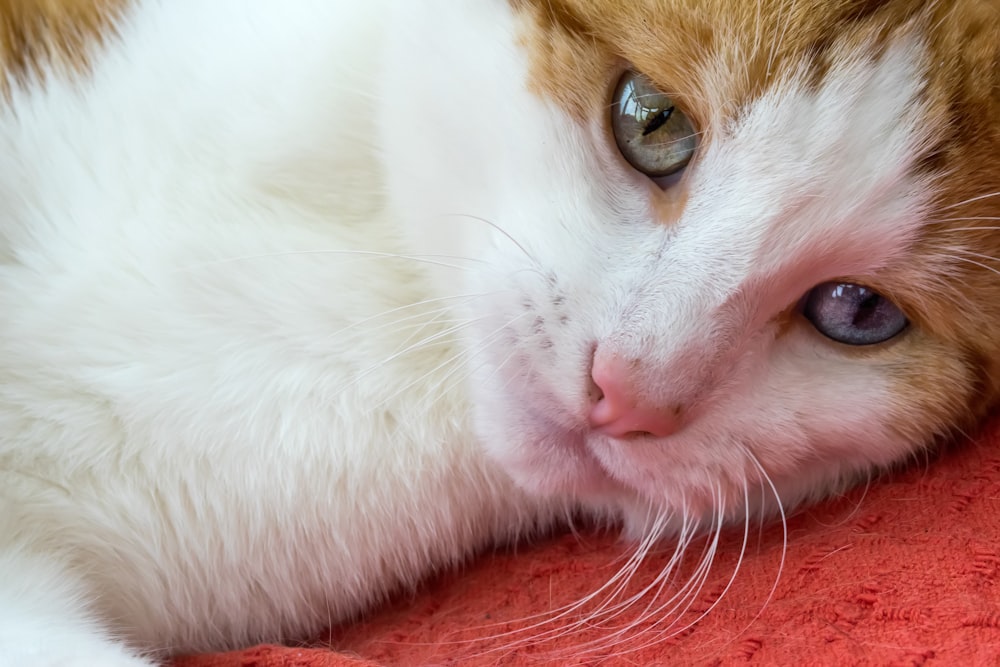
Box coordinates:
[174,416,1000,666]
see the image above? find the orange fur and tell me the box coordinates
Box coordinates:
[0,0,125,94]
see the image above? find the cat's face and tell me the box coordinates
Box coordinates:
[381,0,1000,530]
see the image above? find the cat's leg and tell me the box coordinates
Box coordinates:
[0,548,156,667]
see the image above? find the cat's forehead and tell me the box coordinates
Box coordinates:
[510,0,997,129]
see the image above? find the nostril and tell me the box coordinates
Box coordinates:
[586,374,604,405]
[587,347,680,439]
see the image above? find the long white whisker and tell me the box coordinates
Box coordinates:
[564,511,701,656]
[440,213,537,264]
[422,527,662,651]
[740,449,787,634]
[172,249,485,274]
[949,255,1000,278]
[931,219,1000,226]
[940,191,1000,210]
[333,316,487,404]
[325,292,491,343]
[490,514,669,651]
[947,248,1000,263]
[370,317,511,412]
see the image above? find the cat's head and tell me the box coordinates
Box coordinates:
[379,0,1000,531]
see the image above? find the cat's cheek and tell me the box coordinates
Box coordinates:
[467,378,614,499]
[881,333,984,446]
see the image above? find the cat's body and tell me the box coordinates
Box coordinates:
[1,0,999,664]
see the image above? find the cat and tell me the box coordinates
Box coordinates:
[1,0,998,664]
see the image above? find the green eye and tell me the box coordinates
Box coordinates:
[611,71,697,178]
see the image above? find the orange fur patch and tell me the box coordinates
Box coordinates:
[0,0,126,95]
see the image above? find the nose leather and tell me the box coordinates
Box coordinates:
[588,352,679,438]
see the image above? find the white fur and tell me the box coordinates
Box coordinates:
[0,0,936,662]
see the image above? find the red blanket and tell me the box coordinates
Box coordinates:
[175,417,1000,666]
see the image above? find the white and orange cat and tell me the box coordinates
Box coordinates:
[1,0,998,664]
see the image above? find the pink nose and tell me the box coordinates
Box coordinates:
[588,352,679,439]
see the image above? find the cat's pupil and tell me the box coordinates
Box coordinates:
[803,282,908,346]
[853,292,882,326]
[642,106,675,136]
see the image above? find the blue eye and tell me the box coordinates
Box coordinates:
[802,282,908,345]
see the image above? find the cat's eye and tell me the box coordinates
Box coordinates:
[611,71,697,178]
[802,282,908,346]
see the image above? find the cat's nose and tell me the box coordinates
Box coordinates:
[588,351,679,439]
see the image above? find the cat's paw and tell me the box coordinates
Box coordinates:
[1,642,158,667]
[0,549,158,667]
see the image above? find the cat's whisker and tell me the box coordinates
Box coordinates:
[171,249,487,274]
[648,497,725,635]
[323,292,492,344]
[741,448,787,631]
[370,317,512,414]
[931,219,1000,226]
[387,301,477,353]
[564,512,701,656]
[431,530,655,652]
[496,515,668,647]
[474,509,683,655]
[579,519,711,660]
[646,128,709,150]
[565,513,674,629]
[942,248,1000,264]
[549,504,710,659]
[378,315,474,346]
[331,317,489,405]
[940,191,1000,211]
[439,214,539,265]
[765,0,795,78]
[946,254,1000,278]
[598,541,708,656]
[619,483,748,655]
[406,336,513,418]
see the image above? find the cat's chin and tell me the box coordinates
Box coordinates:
[488,429,625,499]
[486,429,726,542]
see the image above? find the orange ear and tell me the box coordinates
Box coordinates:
[0,0,128,95]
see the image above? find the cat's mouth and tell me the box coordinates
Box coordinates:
[491,418,635,504]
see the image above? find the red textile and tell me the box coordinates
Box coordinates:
[175,416,1000,666]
